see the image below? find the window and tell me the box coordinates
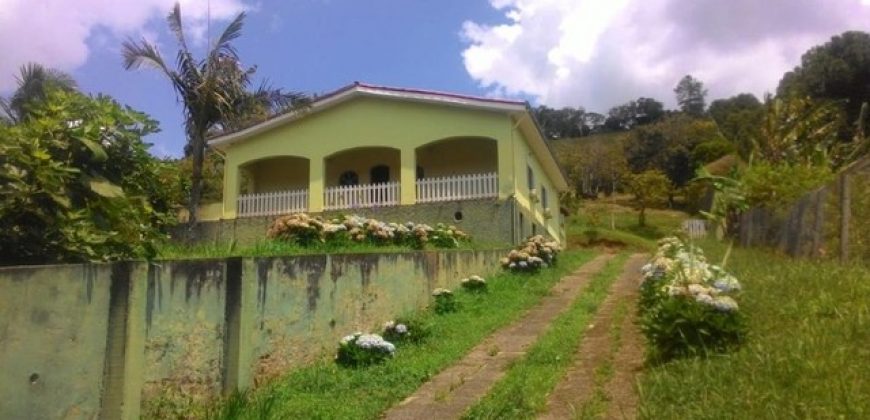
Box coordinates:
[527,165,535,191]
[339,170,359,186]
[541,186,548,208]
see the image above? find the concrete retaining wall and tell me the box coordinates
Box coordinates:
[0,249,507,419]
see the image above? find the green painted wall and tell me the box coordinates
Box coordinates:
[0,249,508,419]
[0,265,112,419]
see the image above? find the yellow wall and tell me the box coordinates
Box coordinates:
[245,156,309,193]
[416,137,498,178]
[511,126,563,242]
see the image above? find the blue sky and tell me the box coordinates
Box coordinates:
[68,1,508,157]
[3,0,869,158]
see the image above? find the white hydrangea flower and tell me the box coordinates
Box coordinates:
[712,296,739,312]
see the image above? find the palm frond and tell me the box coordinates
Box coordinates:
[209,11,246,62]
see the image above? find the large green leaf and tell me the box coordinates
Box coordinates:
[87,176,125,198]
[74,135,108,161]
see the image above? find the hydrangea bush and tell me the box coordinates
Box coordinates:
[499,235,562,272]
[382,316,431,344]
[638,236,746,361]
[432,288,458,314]
[460,275,487,292]
[335,332,396,367]
[267,213,469,249]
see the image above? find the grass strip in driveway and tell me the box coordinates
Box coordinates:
[192,250,596,420]
[462,253,630,420]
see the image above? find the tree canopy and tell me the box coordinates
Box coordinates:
[674,75,708,117]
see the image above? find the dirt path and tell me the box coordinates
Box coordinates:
[383,254,616,420]
[537,253,647,420]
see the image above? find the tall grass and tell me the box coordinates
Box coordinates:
[464,254,629,419]
[194,250,596,420]
[638,241,870,419]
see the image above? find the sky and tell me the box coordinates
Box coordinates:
[2,0,869,157]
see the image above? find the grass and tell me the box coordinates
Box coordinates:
[637,240,870,419]
[156,238,502,260]
[197,249,597,420]
[567,200,689,251]
[463,253,630,419]
[572,299,630,419]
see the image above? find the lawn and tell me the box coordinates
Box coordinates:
[567,199,688,251]
[638,240,870,419]
[194,250,596,420]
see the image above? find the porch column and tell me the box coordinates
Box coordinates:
[498,128,517,200]
[399,147,416,205]
[222,158,240,219]
[309,156,325,212]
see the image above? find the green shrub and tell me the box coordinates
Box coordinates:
[431,288,458,314]
[499,235,562,272]
[460,275,488,293]
[638,237,746,362]
[335,333,396,367]
[381,316,432,344]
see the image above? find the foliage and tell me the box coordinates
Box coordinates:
[499,235,562,272]
[639,242,870,419]
[741,161,833,209]
[693,168,748,238]
[778,31,870,133]
[755,95,843,166]
[691,139,736,164]
[557,138,629,197]
[605,97,666,130]
[638,237,746,362]
[532,105,591,139]
[674,75,708,116]
[625,114,723,188]
[460,275,488,293]
[0,89,177,264]
[0,63,78,123]
[335,333,396,367]
[708,93,764,159]
[382,316,432,344]
[122,3,307,227]
[431,288,458,314]
[266,213,470,249]
[174,150,224,204]
[626,170,672,226]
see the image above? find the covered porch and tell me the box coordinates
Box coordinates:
[233,137,500,217]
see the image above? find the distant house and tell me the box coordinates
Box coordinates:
[206,82,569,244]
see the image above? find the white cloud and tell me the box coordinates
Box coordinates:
[462,0,870,111]
[0,0,251,92]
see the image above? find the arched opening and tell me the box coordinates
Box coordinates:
[324,147,400,187]
[415,137,498,178]
[239,155,310,194]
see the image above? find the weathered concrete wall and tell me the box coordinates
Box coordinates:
[0,264,112,420]
[0,249,507,419]
[182,198,517,247]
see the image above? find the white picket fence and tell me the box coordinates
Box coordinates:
[324,181,401,210]
[682,219,708,239]
[416,172,498,203]
[237,189,308,217]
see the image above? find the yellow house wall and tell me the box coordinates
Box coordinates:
[247,157,310,193]
[416,138,498,178]
[511,125,562,242]
[221,96,516,217]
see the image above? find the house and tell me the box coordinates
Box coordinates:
[204,82,569,245]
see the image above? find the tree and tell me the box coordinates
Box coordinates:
[122,3,305,229]
[604,97,665,131]
[674,75,708,117]
[1,63,78,123]
[533,105,587,139]
[708,93,764,159]
[0,89,178,264]
[627,170,672,226]
[778,31,870,129]
[624,114,723,189]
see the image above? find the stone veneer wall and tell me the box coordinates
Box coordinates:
[0,249,507,419]
[184,198,518,246]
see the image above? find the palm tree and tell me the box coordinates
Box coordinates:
[1,63,78,123]
[122,3,304,228]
